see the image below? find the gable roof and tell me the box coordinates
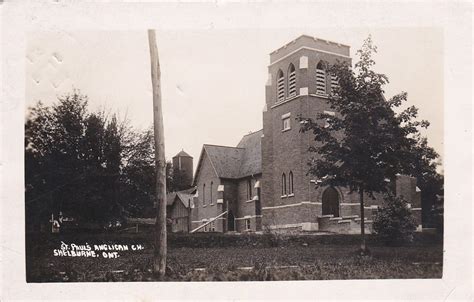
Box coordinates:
[173,150,192,158]
[203,145,245,179]
[176,192,194,208]
[166,188,196,208]
[236,129,263,177]
[193,130,262,184]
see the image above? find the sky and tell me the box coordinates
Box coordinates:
[26,28,443,171]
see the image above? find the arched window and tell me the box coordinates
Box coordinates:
[210,181,213,205]
[316,61,327,95]
[277,69,285,102]
[247,179,252,201]
[203,183,206,206]
[281,173,287,196]
[288,171,294,195]
[287,64,296,97]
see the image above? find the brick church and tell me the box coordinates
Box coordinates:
[180,35,422,234]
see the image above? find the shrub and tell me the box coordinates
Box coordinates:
[262,224,285,247]
[373,194,417,245]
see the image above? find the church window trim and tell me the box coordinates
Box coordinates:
[281,173,287,197]
[245,219,251,231]
[287,63,297,98]
[282,112,291,132]
[276,69,285,103]
[288,171,294,196]
[246,178,253,201]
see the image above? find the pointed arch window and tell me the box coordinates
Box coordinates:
[316,61,327,95]
[287,64,297,97]
[277,69,285,102]
[247,179,252,201]
[210,181,213,205]
[281,173,287,196]
[202,183,206,206]
[288,171,294,195]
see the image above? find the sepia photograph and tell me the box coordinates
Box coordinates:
[1,1,472,301]
[24,28,444,282]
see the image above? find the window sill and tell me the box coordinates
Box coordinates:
[310,93,329,99]
[287,193,295,198]
[271,95,300,109]
[281,195,287,199]
[281,128,291,132]
[203,205,207,208]
[245,199,254,203]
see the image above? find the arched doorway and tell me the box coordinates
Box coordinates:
[227,211,235,232]
[322,187,340,217]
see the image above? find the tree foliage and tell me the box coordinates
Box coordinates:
[25,90,177,228]
[299,36,442,248]
[300,36,434,196]
[373,195,417,245]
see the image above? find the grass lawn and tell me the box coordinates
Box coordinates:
[26,232,443,282]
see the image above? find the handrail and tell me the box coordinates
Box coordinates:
[190,210,228,233]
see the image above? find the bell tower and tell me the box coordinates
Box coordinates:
[261,35,351,228]
[172,150,194,190]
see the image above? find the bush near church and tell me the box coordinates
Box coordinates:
[373,194,417,245]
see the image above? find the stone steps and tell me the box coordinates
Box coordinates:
[337,219,352,224]
[317,214,373,234]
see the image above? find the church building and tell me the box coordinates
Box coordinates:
[189,35,422,234]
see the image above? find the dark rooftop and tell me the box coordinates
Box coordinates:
[173,150,192,158]
[196,130,262,181]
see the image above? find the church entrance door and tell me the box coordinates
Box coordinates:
[227,211,235,232]
[322,187,340,217]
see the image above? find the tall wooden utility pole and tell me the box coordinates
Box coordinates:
[148,29,167,277]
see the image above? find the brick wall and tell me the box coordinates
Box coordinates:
[262,203,321,229]
[192,36,422,235]
[261,44,352,227]
[192,151,223,232]
[269,35,350,64]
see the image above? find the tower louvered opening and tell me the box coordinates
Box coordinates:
[331,74,339,93]
[277,70,285,102]
[316,62,327,95]
[288,64,296,97]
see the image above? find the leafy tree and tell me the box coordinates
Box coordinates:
[300,36,434,253]
[121,128,156,217]
[373,194,417,245]
[409,136,444,227]
[25,90,133,227]
[25,101,56,229]
[25,91,90,227]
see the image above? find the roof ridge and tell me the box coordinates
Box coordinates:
[204,144,245,150]
[241,129,263,137]
[270,34,350,55]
